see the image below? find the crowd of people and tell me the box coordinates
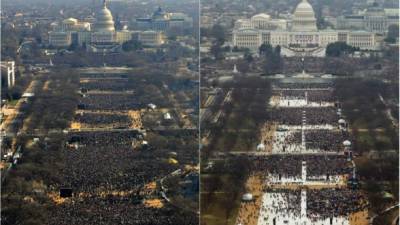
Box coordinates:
[234,80,367,224]
[68,131,140,147]
[285,131,301,145]
[305,155,352,177]
[47,72,198,225]
[248,155,352,179]
[74,112,132,128]
[80,79,131,91]
[267,81,361,218]
[272,130,350,154]
[78,93,143,110]
[255,188,367,223]
[307,188,368,219]
[305,130,351,151]
[273,82,333,90]
[48,198,197,225]
[273,89,335,102]
[80,73,128,79]
[65,131,174,192]
[271,107,339,125]
[307,90,335,102]
[253,190,302,225]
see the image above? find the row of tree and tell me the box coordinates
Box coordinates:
[260,44,283,75]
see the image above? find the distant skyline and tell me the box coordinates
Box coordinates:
[2,0,195,6]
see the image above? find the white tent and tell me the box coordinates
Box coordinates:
[242,193,253,201]
[256,143,266,151]
[343,140,351,146]
[164,113,172,120]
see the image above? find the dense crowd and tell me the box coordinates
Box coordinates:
[80,79,131,91]
[273,89,335,102]
[256,189,367,221]
[60,130,197,224]
[305,130,350,151]
[306,155,352,177]
[235,81,366,224]
[74,112,132,128]
[78,93,142,110]
[80,73,128,79]
[273,83,333,90]
[68,131,140,146]
[307,90,335,102]
[65,131,175,192]
[242,190,302,225]
[307,188,368,218]
[49,70,199,225]
[271,107,338,125]
[49,198,197,225]
[248,155,352,178]
[265,189,301,214]
[285,131,301,145]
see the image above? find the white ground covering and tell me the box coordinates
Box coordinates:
[271,128,337,154]
[270,97,334,108]
[267,175,342,184]
[271,130,304,154]
[277,124,336,130]
[257,191,350,225]
[253,88,351,225]
[266,163,342,184]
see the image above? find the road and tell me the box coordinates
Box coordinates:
[378,94,398,129]
[1,80,38,132]
[370,204,399,225]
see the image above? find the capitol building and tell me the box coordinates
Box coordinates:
[48,0,166,52]
[232,0,383,56]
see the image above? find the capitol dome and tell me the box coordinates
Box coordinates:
[292,0,317,31]
[93,0,115,32]
[152,6,170,20]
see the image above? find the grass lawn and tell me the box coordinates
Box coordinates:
[201,192,241,225]
[357,131,375,150]
[201,173,246,225]
[373,206,399,225]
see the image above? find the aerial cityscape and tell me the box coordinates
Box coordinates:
[1,0,399,225]
[1,0,199,224]
[200,0,398,225]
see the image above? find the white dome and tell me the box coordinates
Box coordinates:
[292,0,317,31]
[94,0,115,32]
[343,140,351,146]
[63,18,78,24]
[338,119,346,124]
[256,143,265,151]
[242,193,253,201]
[295,0,314,13]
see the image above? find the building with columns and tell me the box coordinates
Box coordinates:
[135,7,193,32]
[48,0,166,52]
[137,31,166,46]
[232,0,380,55]
[1,61,16,87]
[336,3,399,33]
